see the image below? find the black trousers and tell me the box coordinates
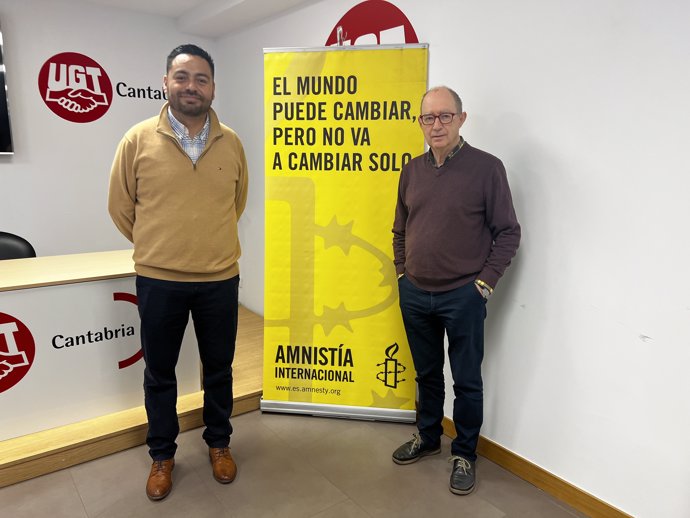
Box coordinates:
[398,277,486,460]
[136,275,239,460]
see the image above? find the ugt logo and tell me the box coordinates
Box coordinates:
[325,0,419,46]
[38,52,113,123]
[0,312,36,394]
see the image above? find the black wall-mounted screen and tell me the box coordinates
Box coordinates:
[0,24,14,155]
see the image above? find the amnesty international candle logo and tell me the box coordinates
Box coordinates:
[377,342,407,389]
[263,46,427,416]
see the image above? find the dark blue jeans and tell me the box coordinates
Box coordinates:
[398,276,486,460]
[136,275,239,460]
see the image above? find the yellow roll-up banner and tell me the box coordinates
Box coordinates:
[262,45,428,421]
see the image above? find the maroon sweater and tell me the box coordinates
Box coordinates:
[393,141,521,291]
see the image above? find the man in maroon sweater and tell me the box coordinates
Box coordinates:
[391,86,520,495]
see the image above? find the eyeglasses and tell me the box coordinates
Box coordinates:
[419,113,456,125]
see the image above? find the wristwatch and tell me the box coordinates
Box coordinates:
[474,280,491,299]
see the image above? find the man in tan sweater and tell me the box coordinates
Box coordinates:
[108,44,248,501]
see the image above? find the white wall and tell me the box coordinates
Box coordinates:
[2,1,688,516]
[0,0,214,255]
[215,1,690,517]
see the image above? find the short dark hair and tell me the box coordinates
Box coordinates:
[421,86,463,114]
[166,44,215,77]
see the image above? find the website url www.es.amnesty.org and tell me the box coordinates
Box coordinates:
[275,385,342,397]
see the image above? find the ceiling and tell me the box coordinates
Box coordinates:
[81,0,322,38]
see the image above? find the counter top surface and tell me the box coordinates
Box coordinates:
[0,249,135,292]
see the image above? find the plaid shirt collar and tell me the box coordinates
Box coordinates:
[167,107,210,141]
[427,136,465,168]
[167,107,210,164]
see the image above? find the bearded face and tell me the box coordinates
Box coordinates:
[164,54,215,120]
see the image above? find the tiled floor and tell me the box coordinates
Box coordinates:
[2,411,587,518]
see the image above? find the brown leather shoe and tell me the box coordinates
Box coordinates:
[209,447,237,484]
[146,458,174,501]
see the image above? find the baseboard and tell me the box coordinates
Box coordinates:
[0,390,261,488]
[0,397,631,518]
[442,418,632,518]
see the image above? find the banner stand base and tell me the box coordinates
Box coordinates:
[260,399,415,423]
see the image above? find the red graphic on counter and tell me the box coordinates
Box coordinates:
[325,0,419,46]
[113,292,143,369]
[0,312,36,393]
[38,52,113,123]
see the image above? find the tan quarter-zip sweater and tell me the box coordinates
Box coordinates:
[108,103,248,282]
